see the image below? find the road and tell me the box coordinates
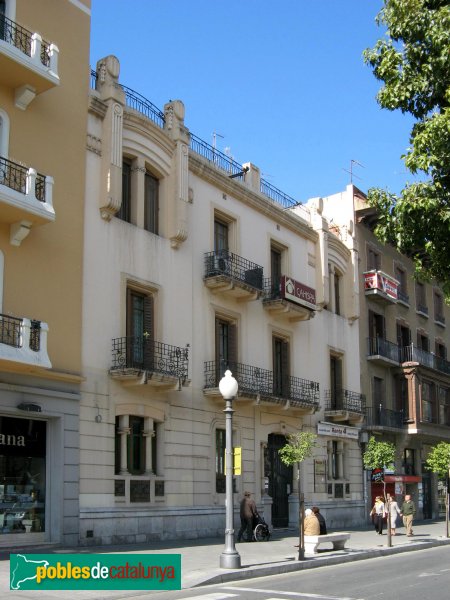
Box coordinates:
[143,545,450,600]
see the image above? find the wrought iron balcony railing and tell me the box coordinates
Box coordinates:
[0,14,51,66]
[111,336,189,381]
[400,344,450,375]
[204,250,264,292]
[365,406,406,429]
[397,289,409,305]
[204,360,320,409]
[367,337,400,363]
[0,156,47,202]
[416,303,429,316]
[324,389,365,414]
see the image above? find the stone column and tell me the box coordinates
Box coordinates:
[118,415,130,475]
[143,417,155,474]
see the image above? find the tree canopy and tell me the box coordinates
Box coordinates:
[278,431,317,466]
[425,442,450,478]
[362,436,396,471]
[364,0,450,298]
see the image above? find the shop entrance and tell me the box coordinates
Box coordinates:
[266,434,292,527]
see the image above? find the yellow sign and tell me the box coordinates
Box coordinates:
[224,447,242,475]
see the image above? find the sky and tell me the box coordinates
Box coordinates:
[89,0,419,204]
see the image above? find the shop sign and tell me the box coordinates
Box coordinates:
[371,468,384,483]
[364,270,398,300]
[0,417,46,457]
[281,276,316,310]
[317,422,359,439]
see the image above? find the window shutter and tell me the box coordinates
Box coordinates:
[228,322,237,370]
[281,340,290,397]
[143,294,154,370]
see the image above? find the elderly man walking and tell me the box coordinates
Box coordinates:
[400,494,416,537]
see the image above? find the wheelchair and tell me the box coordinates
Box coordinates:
[253,514,271,541]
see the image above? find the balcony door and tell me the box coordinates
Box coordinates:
[273,337,289,398]
[330,355,343,409]
[215,317,237,382]
[126,288,154,369]
[270,246,282,297]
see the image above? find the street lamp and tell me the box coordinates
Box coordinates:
[219,370,241,569]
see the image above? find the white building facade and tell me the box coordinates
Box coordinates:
[80,56,366,545]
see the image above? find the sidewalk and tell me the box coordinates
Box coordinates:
[0,520,449,597]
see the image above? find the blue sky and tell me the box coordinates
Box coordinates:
[90,0,418,203]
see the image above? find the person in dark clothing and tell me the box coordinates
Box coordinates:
[237,491,258,542]
[312,506,327,535]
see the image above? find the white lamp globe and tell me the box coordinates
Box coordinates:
[219,370,238,399]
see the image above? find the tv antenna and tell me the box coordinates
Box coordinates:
[212,131,224,150]
[343,159,364,183]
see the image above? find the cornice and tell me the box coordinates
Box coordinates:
[88,93,108,119]
[189,154,317,243]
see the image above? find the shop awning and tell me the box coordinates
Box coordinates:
[384,475,421,483]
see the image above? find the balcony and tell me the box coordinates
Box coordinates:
[400,344,450,376]
[0,314,51,369]
[324,389,365,425]
[367,337,400,366]
[0,156,54,245]
[109,337,190,390]
[363,270,398,304]
[0,14,59,108]
[365,406,407,431]
[263,276,316,322]
[204,250,264,300]
[204,360,320,414]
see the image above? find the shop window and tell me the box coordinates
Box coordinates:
[0,417,46,535]
[215,428,226,493]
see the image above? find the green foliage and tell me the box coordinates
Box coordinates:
[364,0,450,299]
[363,436,396,470]
[425,442,450,478]
[278,432,317,466]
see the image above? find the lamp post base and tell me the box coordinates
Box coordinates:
[219,550,241,569]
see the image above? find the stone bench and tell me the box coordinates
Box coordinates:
[304,532,351,554]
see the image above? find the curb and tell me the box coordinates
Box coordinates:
[196,537,450,587]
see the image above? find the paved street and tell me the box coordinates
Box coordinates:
[0,520,449,599]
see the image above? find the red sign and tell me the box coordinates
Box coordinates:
[364,270,398,300]
[281,276,316,310]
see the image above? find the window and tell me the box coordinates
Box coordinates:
[115,415,158,476]
[126,287,154,369]
[330,355,343,409]
[422,381,435,422]
[128,416,145,475]
[328,264,342,315]
[394,375,408,415]
[215,428,226,493]
[395,265,408,303]
[117,159,131,222]
[436,341,446,360]
[434,291,445,324]
[144,171,159,234]
[327,440,345,480]
[373,377,384,414]
[215,316,237,379]
[270,245,282,296]
[397,323,411,348]
[367,247,381,271]
[369,310,385,340]
[214,218,229,254]
[417,331,429,352]
[415,281,428,315]
[273,336,290,397]
[403,449,416,475]
[438,387,450,426]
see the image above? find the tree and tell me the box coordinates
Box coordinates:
[363,0,450,299]
[425,442,450,537]
[363,436,396,546]
[279,431,317,560]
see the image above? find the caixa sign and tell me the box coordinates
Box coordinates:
[281,276,316,310]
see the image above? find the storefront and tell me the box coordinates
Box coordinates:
[0,416,46,538]
[370,474,422,507]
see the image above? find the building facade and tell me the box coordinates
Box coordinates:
[80,56,366,545]
[319,185,450,519]
[0,0,90,546]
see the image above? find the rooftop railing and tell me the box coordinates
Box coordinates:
[204,360,320,410]
[324,388,366,414]
[119,84,165,129]
[190,133,245,178]
[110,336,189,382]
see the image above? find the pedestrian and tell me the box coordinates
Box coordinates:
[370,495,386,535]
[386,493,401,536]
[400,494,416,537]
[304,508,320,536]
[312,506,327,535]
[237,491,258,542]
